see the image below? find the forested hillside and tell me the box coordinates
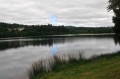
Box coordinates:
[0,22,114,38]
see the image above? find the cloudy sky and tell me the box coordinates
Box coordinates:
[0,0,114,27]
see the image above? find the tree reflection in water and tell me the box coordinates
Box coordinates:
[113,35,120,45]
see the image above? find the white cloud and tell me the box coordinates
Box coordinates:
[0,0,114,27]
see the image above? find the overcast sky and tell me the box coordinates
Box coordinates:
[0,0,114,27]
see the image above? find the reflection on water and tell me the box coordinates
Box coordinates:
[51,44,59,55]
[0,35,120,79]
[0,38,66,51]
[0,35,115,51]
[113,35,120,45]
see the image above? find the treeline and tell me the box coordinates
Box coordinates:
[0,22,114,38]
[108,0,120,34]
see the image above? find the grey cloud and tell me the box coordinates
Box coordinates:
[0,0,113,27]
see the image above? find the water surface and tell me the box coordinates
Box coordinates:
[0,35,120,79]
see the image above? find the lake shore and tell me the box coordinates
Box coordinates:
[0,33,115,40]
[30,51,120,79]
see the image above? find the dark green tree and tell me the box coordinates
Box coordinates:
[108,0,120,34]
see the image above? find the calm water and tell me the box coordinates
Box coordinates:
[0,35,120,79]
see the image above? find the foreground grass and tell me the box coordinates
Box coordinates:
[32,52,120,79]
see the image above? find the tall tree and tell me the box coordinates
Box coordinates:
[108,0,120,34]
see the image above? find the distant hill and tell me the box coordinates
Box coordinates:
[0,22,114,38]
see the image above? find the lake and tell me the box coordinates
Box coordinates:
[0,34,120,79]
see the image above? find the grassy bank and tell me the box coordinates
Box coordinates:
[29,52,120,79]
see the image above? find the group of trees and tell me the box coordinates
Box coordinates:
[108,0,120,34]
[0,22,113,38]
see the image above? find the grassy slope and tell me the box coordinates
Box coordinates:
[34,53,120,79]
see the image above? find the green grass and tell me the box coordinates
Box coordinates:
[32,52,120,79]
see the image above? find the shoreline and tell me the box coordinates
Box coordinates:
[0,33,115,40]
[28,51,120,79]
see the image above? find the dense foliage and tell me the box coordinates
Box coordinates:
[0,22,113,38]
[108,0,120,34]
